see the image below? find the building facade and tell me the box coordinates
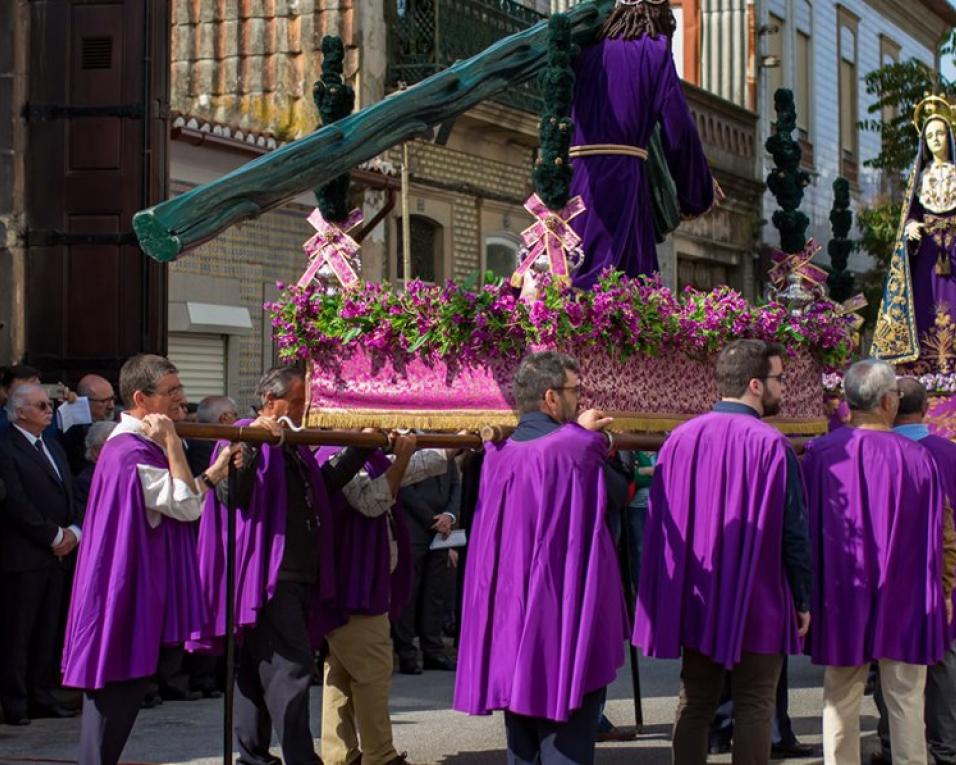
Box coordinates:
[752,0,954,273]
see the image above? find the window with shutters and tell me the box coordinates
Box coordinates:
[167,333,227,401]
[837,7,859,186]
[880,35,901,196]
[394,215,443,283]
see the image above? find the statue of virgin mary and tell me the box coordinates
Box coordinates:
[873,95,956,364]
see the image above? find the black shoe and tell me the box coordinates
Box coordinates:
[30,704,78,719]
[4,714,30,726]
[870,753,891,765]
[708,739,732,755]
[397,658,422,675]
[160,686,202,701]
[422,654,456,671]
[771,741,817,759]
[140,692,163,709]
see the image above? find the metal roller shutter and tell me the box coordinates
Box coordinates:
[167,332,226,401]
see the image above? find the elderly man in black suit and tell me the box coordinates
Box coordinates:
[0,383,79,724]
[393,456,462,674]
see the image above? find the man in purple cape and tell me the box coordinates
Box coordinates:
[867,377,956,765]
[61,354,233,765]
[453,351,628,765]
[315,438,451,765]
[568,0,716,288]
[803,360,949,765]
[634,339,811,764]
[190,366,371,765]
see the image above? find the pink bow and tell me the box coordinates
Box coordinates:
[510,193,587,288]
[297,207,365,290]
[769,238,829,289]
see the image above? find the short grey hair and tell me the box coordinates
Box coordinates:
[197,395,238,424]
[512,351,579,415]
[84,421,116,462]
[843,359,898,412]
[5,383,44,422]
[119,354,178,408]
[255,366,304,404]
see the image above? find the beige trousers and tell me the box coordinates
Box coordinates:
[321,613,398,765]
[823,661,927,765]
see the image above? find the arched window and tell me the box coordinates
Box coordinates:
[395,215,443,283]
[485,233,522,281]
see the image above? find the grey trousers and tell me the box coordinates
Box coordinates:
[876,638,956,763]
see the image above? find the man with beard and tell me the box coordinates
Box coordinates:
[634,339,811,765]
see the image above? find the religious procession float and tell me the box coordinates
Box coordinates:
[131,0,956,438]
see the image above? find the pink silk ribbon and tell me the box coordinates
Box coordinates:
[769,238,829,288]
[297,207,365,289]
[510,193,587,288]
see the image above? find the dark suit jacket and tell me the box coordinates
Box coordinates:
[399,458,462,548]
[0,426,77,573]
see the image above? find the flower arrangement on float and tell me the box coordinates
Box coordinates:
[267,269,856,372]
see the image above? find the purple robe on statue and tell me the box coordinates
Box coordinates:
[453,424,627,722]
[803,427,947,666]
[61,433,206,690]
[188,420,337,652]
[311,447,413,633]
[633,412,801,668]
[568,35,714,288]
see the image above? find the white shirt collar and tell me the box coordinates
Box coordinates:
[12,422,44,446]
[109,412,174,454]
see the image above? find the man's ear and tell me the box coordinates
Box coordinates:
[131,390,147,410]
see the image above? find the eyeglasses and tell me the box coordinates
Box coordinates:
[145,384,185,399]
[29,401,52,412]
[88,396,116,404]
[764,374,787,383]
[554,385,583,395]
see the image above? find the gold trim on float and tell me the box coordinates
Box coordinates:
[305,408,829,436]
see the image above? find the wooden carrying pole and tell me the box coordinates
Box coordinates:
[174,420,813,758]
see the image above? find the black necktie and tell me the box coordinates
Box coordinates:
[34,438,43,452]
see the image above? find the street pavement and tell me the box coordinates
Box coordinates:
[0,654,881,765]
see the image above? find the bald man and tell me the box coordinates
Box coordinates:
[63,375,116,476]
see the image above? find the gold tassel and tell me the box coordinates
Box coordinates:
[305,408,829,436]
[937,252,952,277]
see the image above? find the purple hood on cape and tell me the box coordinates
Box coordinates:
[188,420,337,652]
[453,424,627,722]
[633,411,801,668]
[803,427,946,666]
[312,447,412,631]
[62,433,206,689]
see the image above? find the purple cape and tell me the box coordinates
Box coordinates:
[188,420,337,652]
[803,427,946,666]
[633,412,801,668]
[568,36,714,288]
[61,433,205,689]
[312,447,413,630]
[453,424,627,722]
[908,433,956,645]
